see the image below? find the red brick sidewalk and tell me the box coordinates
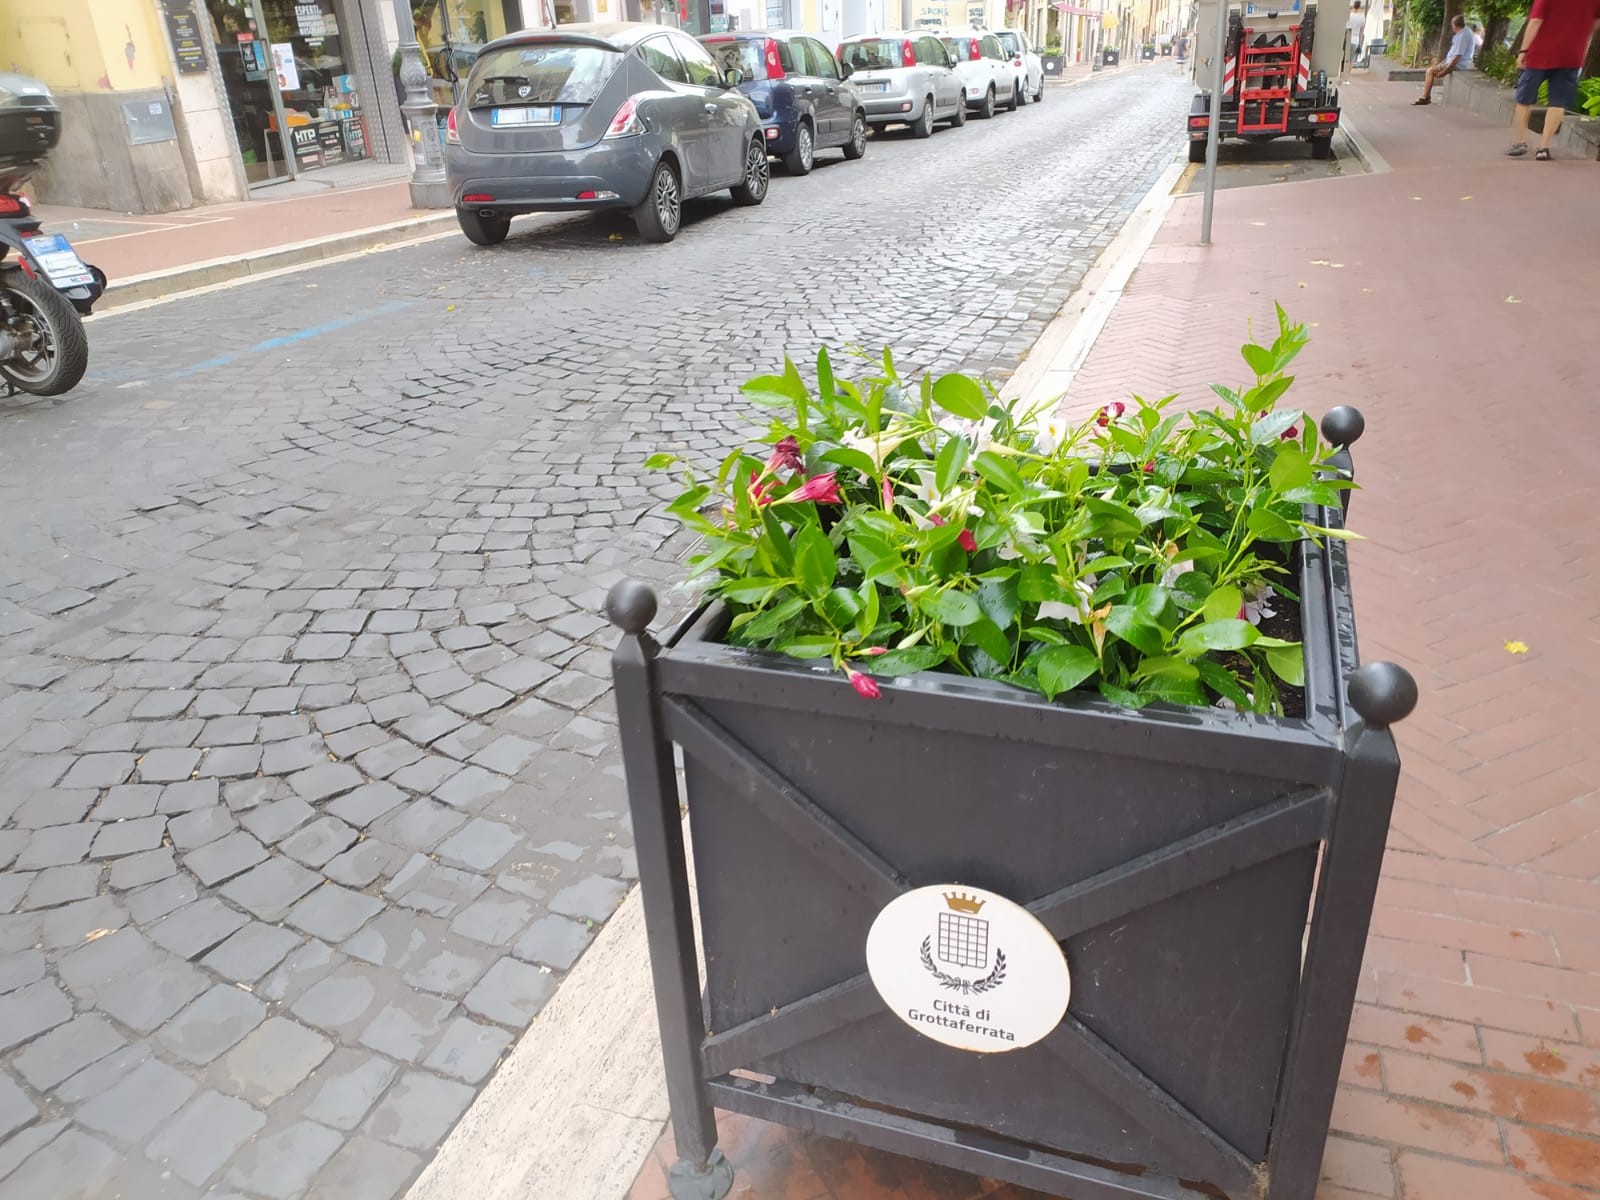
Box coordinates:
[623,76,1600,1200]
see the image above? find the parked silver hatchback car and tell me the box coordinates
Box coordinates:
[836,33,966,138]
[444,23,769,244]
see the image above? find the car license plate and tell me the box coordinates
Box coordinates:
[492,105,560,126]
[862,82,887,92]
[23,234,95,289]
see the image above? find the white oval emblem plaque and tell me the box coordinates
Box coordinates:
[865,883,1071,1053]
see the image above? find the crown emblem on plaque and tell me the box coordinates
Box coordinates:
[943,891,984,914]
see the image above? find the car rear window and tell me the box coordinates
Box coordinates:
[940,37,977,61]
[996,32,1020,56]
[840,39,904,70]
[466,42,619,107]
[703,39,764,81]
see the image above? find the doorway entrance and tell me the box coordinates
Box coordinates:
[205,0,399,189]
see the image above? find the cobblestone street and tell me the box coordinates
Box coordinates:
[0,66,1186,1199]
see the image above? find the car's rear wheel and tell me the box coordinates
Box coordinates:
[979,86,995,119]
[731,138,770,205]
[784,119,815,175]
[456,208,510,246]
[950,92,967,126]
[843,112,868,159]
[634,160,682,242]
[1008,81,1022,111]
[1034,74,1045,101]
[912,97,935,138]
[1017,78,1030,105]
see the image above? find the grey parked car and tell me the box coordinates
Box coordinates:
[837,33,965,138]
[444,22,769,244]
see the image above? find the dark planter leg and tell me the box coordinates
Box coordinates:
[607,581,733,1200]
[1319,407,1364,515]
[1265,663,1416,1198]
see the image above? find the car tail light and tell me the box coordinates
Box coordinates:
[462,193,494,202]
[604,96,646,138]
[1013,55,1023,66]
[969,38,980,60]
[1188,116,1208,128]
[1310,111,1338,123]
[446,108,460,144]
[764,38,785,79]
[902,39,916,67]
[0,194,23,215]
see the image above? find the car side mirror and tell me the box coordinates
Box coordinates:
[724,67,744,87]
[839,60,853,77]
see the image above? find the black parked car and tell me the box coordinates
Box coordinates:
[699,31,867,175]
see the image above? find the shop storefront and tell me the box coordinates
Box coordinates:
[204,0,409,187]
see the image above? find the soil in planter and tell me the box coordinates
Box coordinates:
[1215,543,1307,720]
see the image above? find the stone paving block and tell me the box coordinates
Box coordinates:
[158,982,268,1064]
[280,816,360,869]
[468,734,541,776]
[110,847,178,890]
[239,796,316,843]
[423,1016,514,1084]
[13,1012,125,1089]
[357,990,456,1062]
[202,921,302,982]
[415,667,473,699]
[0,1128,116,1200]
[223,776,286,812]
[314,702,371,733]
[219,856,323,920]
[294,632,352,661]
[131,688,197,719]
[434,765,510,810]
[0,1073,36,1139]
[290,761,363,802]
[449,890,534,947]
[138,747,202,783]
[57,926,157,993]
[287,883,384,941]
[144,1089,265,1187]
[96,956,210,1033]
[0,948,43,994]
[462,957,554,1027]
[289,964,383,1036]
[444,680,515,718]
[259,714,312,741]
[224,1119,343,1200]
[302,1048,400,1130]
[401,946,491,998]
[435,817,521,874]
[59,752,134,789]
[92,783,162,820]
[532,839,585,862]
[21,864,100,909]
[256,938,340,1005]
[90,814,167,858]
[262,735,330,775]
[385,855,489,918]
[149,897,249,959]
[374,800,466,851]
[197,743,262,778]
[167,804,237,850]
[213,1016,334,1104]
[363,1069,475,1151]
[513,913,596,970]
[9,791,95,831]
[388,756,463,796]
[0,873,32,914]
[127,874,198,923]
[482,656,559,695]
[182,830,268,886]
[40,897,129,954]
[51,1041,152,1104]
[537,669,611,711]
[15,824,96,870]
[0,1118,67,1185]
[328,781,406,828]
[76,1056,197,1141]
[157,778,221,813]
[310,1135,422,1200]
[464,601,516,626]
[323,839,405,889]
[326,723,389,757]
[549,873,629,923]
[200,715,259,745]
[394,706,465,746]
[438,624,491,651]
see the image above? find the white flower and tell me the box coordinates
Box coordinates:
[1241,581,1277,625]
[1160,559,1195,588]
[1033,413,1069,455]
[1036,577,1098,625]
[841,422,916,471]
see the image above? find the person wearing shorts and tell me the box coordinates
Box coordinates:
[1413,15,1476,104]
[1507,0,1600,159]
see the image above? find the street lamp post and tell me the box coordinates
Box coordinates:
[393,0,452,209]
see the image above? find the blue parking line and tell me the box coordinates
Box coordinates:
[167,298,416,379]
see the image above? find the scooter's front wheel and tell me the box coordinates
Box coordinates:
[0,273,87,397]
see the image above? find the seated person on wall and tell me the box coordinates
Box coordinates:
[1412,13,1477,105]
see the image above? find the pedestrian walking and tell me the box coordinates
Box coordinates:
[1412,14,1476,104]
[1347,2,1366,62]
[1506,0,1600,159]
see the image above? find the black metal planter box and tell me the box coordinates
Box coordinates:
[607,428,1416,1200]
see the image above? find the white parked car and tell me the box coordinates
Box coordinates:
[936,29,1021,119]
[994,27,1046,104]
[838,32,966,138]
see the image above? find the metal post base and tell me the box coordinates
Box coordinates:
[408,177,453,210]
[667,1150,734,1200]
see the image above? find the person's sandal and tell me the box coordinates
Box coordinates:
[1412,96,1431,105]
[1506,141,1529,156]
[1535,148,1552,160]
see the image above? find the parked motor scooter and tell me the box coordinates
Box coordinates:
[0,73,104,397]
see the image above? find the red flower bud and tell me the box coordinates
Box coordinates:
[928,512,947,526]
[861,646,888,656]
[1281,425,1299,441]
[788,472,843,505]
[847,669,882,700]
[881,477,894,508]
[1142,460,1154,474]
[1096,401,1126,427]
[767,435,803,473]
[958,529,978,553]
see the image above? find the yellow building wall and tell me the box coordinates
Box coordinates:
[0,0,167,94]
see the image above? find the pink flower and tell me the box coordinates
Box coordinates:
[1142,461,1154,474]
[1281,425,1299,441]
[847,669,882,700]
[958,529,978,553]
[860,646,888,656]
[1096,401,1126,427]
[880,476,894,509]
[767,435,803,473]
[786,472,843,505]
[748,469,777,506]
[928,512,947,526]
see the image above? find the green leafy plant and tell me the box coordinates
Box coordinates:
[649,309,1356,714]
[1579,77,1600,117]
[1478,43,1519,84]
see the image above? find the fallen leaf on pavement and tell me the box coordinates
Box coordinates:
[1460,195,1473,200]
[1505,295,1521,303]
[1505,640,1529,654]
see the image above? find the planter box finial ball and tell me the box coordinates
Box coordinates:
[1347,661,1418,729]
[606,580,657,634]
[1320,405,1365,448]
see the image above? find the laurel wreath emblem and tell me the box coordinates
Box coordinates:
[920,936,1007,994]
